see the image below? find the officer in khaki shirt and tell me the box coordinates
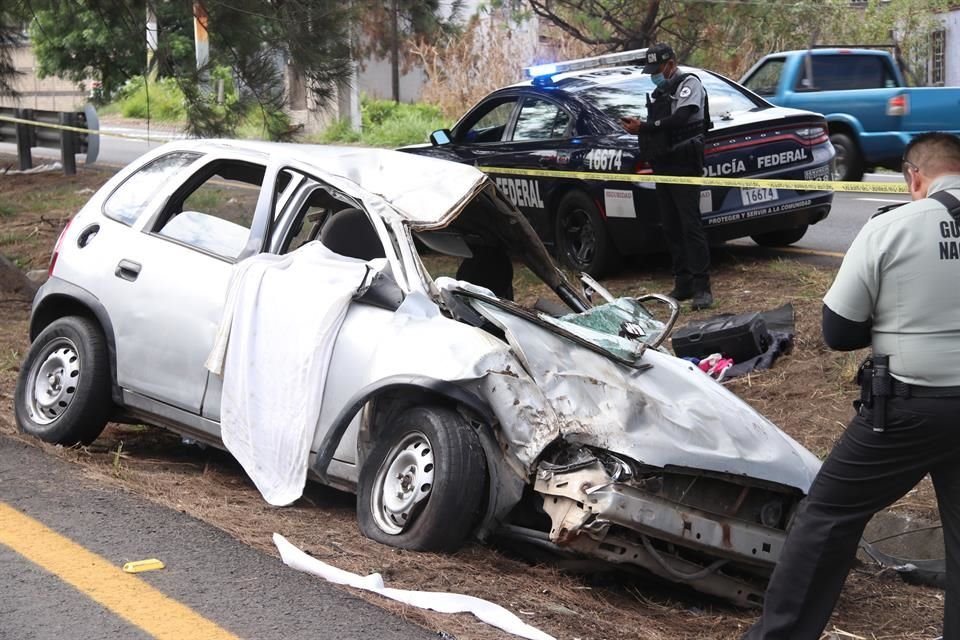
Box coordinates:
[744,132,960,639]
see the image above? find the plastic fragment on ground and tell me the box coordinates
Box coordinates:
[273,533,555,640]
[122,558,165,573]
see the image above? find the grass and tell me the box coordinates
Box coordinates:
[313,96,452,148]
[0,204,15,219]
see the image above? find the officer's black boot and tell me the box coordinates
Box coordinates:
[668,278,694,301]
[691,277,714,310]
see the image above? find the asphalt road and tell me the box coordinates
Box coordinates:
[0,435,435,640]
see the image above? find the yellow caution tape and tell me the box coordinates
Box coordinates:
[1,115,908,194]
[0,114,170,143]
[479,165,908,194]
[122,558,166,573]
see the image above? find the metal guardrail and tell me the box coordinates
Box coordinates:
[0,104,99,175]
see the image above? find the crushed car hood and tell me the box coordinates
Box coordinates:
[472,300,822,493]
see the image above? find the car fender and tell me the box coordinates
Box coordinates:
[29,276,121,403]
[310,375,525,537]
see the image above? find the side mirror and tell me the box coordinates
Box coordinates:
[430,129,452,146]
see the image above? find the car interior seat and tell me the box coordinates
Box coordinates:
[318,207,386,261]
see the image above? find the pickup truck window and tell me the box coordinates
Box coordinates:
[796,55,898,91]
[742,59,784,97]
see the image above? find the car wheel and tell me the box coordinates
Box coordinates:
[751,224,808,247]
[15,316,112,445]
[357,406,487,552]
[554,191,621,278]
[830,133,864,182]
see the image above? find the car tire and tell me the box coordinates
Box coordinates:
[15,316,112,445]
[554,191,621,278]
[830,133,864,182]
[357,406,487,552]
[751,224,808,247]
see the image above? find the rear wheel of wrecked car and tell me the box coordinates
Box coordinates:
[357,406,487,552]
[554,191,621,278]
[751,224,808,247]
[15,316,112,445]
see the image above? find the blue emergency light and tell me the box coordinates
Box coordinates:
[523,48,649,86]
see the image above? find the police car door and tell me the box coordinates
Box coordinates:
[484,95,575,240]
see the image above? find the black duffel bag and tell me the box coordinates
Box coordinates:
[671,312,771,363]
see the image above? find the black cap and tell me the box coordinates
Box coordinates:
[641,43,675,74]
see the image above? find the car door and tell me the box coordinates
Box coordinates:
[101,154,281,414]
[468,94,576,239]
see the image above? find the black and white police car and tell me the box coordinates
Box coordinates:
[402,49,835,276]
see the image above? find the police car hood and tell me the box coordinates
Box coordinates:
[470,300,822,493]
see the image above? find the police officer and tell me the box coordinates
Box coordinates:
[622,43,712,309]
[743,132,960,639]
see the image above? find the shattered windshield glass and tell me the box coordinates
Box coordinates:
[540,297,668,360]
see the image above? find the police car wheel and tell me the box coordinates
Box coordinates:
[554,191,620,278]
[751,224,808,247]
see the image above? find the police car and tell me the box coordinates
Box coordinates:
[402,49,835,276]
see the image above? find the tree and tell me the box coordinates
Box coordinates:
[524,0,951,80]
[0,9,21,97]
[356,0,464,101]
[21,0,354,138]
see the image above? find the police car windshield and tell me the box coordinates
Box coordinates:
[562,67,763,122]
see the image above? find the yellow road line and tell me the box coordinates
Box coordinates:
[0,503,239,640]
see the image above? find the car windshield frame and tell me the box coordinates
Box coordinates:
[558,66,770,129]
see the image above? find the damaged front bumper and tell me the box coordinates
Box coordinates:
[526,452,799,607]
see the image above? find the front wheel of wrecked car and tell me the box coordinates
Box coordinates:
[15,316,112,445]
[357,406,487,552]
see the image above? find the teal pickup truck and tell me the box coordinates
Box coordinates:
[740,49,960,181]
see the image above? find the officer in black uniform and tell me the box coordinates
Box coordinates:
[622,43,712,309]
[743,132,960,639]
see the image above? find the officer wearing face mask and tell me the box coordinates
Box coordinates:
[622,43,712,309]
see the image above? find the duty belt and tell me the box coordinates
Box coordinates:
[891,380,960,398]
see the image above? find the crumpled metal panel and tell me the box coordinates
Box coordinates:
[472,301,821,492]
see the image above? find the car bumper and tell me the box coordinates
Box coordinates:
[532,458,790,607]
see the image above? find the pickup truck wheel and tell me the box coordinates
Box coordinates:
[15,316,112,445]
[751,225,808,247]
[357,406,487,552]
[554,191,621,278]
[830,133,864,182]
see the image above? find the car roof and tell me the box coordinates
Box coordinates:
[763,48,892,57]
[505,64,708,91]
[156,139,488,227]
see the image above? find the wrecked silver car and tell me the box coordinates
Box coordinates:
[15,140,820,607]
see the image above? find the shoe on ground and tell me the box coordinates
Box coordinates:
[691,290,714,310]
[668,285,694,301]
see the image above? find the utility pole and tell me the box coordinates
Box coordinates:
[390,0,399,103]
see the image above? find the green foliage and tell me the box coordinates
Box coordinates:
[316,96,450,148]
[20,0,353,141]
[116,76,186,121]
[315,118,363,144]
[0,204,15,219]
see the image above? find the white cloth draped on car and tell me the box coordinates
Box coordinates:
[205,242,375,506]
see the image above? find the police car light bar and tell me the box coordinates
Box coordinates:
[524,48,649,85]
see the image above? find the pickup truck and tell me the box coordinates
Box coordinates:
[740,48,960,181]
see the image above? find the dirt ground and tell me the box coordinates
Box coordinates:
[0,163,948,640]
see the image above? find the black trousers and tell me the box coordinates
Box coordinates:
[654,181,710,288]
[744,395,960,639]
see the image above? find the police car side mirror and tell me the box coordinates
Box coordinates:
[430,129,452,146]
